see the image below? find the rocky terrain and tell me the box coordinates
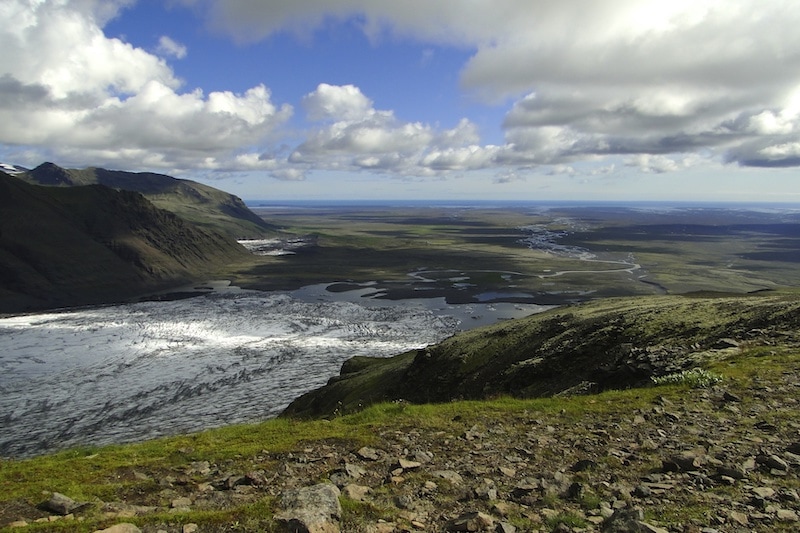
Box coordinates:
[2,292,800,532]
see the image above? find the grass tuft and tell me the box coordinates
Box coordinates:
[651,368,724,388]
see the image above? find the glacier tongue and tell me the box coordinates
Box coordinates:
[0,290,460,457]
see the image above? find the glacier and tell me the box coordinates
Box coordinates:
[0,287,546,457]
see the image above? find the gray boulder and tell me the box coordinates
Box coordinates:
[274,483,342,533]
[40,492,89,515]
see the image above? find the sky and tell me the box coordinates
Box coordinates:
[1,0,800,202]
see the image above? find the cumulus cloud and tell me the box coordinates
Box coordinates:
[186,0,800,172]
[290,83,494,176]
[5,0,800,189]
[0,0,291,173]
[302,83,373,122]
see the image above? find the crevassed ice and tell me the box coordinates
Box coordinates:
[0,290,459,457]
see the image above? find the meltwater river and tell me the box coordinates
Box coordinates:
[0,285,547,458]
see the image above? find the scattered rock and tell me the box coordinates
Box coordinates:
[715,338,740,349]
[188,461,211,475]
[93,525,142,533]
[444,511,494,531]
[722,391,742,402]
[715,464,745,480]
[274,483,342,533]
[662,452,702,472]
[171,496,192,509]
[495,522,516,533]
[356,447,382,461]
[342,484,371,501]
[777,508,799,521]
[433,470,464,484]
[752,487,776,499]
[758,454,789,472]
[498,466,516,478]
[39,492,89,515]
[603,507,668,533]
[396,458,422,471]
[571,459,598,472]
[729,510,749,526]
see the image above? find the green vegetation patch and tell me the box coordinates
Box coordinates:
[651,368,724,388]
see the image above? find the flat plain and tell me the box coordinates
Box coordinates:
[232,204,800,303]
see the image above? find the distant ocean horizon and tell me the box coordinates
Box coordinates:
[245,198,800,210]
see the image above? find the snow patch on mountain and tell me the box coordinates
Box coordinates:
[0,162,29,175]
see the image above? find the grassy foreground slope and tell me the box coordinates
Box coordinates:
[0,173,251,312]
[19,163,276,239]
[2,292,800,531]
[283,290,800,418]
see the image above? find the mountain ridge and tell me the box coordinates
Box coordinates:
[0,172,252,313]
[17,162,275,239]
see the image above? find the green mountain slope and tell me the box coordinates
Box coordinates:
[20,162,275,238]
[283,290,800,418]
[0,172,251,313]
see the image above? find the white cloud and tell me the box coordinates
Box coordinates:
[421,145,498,171]
[0,0,291,173]
[157,35,187,59]
[547,165,576,176]
[230,152,278,171]
[290,83,492,176]
[301,83,373,122]
[493,170,524,184]
[5,0,800,195]
[625,154,682,174]
[0,0,178,99]
[186,0,800,172]
[270,168,307,181]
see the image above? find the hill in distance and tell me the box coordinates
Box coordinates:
[0,172,253,313]
[18,162,276,239]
